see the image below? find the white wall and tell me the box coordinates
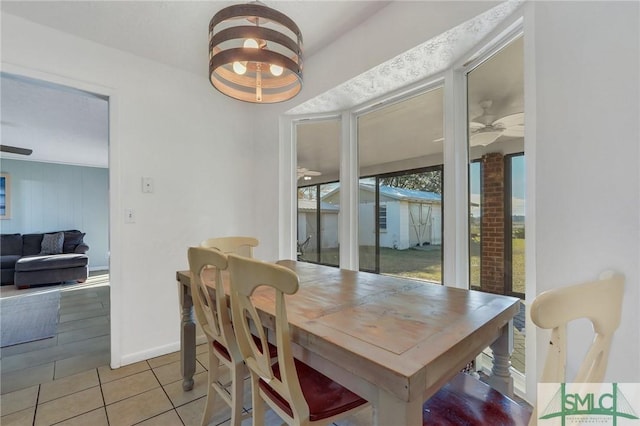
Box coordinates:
[0,159,109,269]
[527,0,639,397]
[1,13,259,367]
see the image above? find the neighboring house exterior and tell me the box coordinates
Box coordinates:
[320,183,442,250]
[297,198,339,252]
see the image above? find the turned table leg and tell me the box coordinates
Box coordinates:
[487,320,514,397]
[177,274,196,391]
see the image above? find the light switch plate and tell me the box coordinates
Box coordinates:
[125,208,135,223]
[142,177,153,193]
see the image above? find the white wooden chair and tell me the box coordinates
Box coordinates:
[527,270,625,425]
[227,254,369,426]
[200,236,258,258]
[188,247,248,426]
[422,271,624,426]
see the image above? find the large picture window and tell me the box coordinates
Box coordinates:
[296,118,340,266]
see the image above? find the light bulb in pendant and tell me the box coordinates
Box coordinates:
[243,38,259,49]
[269,64,284,76]
[233,61,247,75]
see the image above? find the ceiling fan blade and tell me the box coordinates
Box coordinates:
[469,122,486,132]
[306,170,322,176]
[433,137,444,143]
[0,145,33,155]
[501,125,525,138]
[493,112,524,128]
[470,131,502,147]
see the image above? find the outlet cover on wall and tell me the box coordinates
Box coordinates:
[142,177,153,193]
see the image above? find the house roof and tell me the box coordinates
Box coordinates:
[322,183,441,204]
[297,199,340,213]
[374,184,441,203]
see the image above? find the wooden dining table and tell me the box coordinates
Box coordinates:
[176,260,519,426]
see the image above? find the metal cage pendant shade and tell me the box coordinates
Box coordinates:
[209,3,303,103]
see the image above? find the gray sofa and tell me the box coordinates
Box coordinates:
[0,230,89,289]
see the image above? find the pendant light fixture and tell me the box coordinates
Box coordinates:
[208,2,303,103]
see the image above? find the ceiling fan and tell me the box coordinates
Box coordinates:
[469,100,524,146]
[0,145,33,156]
[297,167,321,181]
[0,121,33,155]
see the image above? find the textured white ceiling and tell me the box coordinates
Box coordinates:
[289,0,522,115]
[0,1,523,169]
[0,1,391,78]
[1,74,109,168]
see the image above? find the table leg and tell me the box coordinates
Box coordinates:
[178,279,196,391]
[373,389,422,426]
[487,320,514,397]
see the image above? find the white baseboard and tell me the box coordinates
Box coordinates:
[115,341,181,368]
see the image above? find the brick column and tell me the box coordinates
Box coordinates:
[481,152,505,294]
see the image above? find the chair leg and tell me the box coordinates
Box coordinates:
[201,347,221,426]
[229,361,246,426]
[250,374,265,426]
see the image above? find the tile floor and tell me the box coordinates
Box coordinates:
[0,342,373,425]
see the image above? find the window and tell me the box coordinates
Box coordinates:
[296,118,340,266]
[467,35,524,375]
[378,204,387,231]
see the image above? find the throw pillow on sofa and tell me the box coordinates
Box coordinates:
[62,230,86,253]
[40,232,64,255]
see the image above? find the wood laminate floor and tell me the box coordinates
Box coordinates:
[0,272,111,395]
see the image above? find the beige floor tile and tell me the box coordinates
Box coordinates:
[34,386,103,426]
[39,369,99,403]
[0,406,35,425]
[137,409,184,425]
[163,370,209,407]
[196,343,209,355]
[105,388,173,426]
[0,385,39,416]
[146,351,181,369]
[176,396,234,426]
[153,359,205,386]
[332,405,374,426]
[101,370,161,405]
[196,351,209,370]
[54,407,109,426]
[230,408,281,426]
[97,360,149,384]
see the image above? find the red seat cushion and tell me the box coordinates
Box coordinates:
[212,340,232,362]
[254,334,278,359]
[212,334,277,362]
[422,373,531,426]
[259,359,367,422]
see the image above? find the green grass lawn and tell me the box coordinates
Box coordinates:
[309,237,525,294]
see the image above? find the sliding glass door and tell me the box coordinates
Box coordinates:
[357,87,444,283]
